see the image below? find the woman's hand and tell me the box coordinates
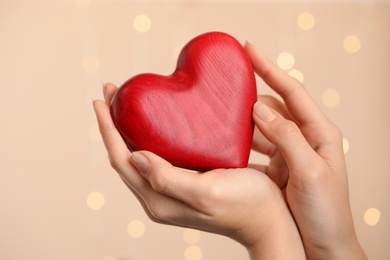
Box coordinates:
[245,42,367,259]
[93,40,367,260]
[93,83,305,259]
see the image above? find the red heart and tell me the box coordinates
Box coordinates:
[111,32,257,171]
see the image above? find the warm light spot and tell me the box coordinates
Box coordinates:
[288,69,304,83]
[127,220,145,238]
[344,35,361,53]
[183,228,201,245]
[364,208,381,226]
[322,88,340,108]
[343,137,350,154]
[87,192,105,210]
[82,54,100,73]
[133,14,152,33]
[277,52,295,70]
[297,12,315,31]
[184,245,202,260]
[88,123,102,142]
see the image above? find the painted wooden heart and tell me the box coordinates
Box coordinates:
[111,32,257,171]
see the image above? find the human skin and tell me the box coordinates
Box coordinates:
[244,42,366,259]
[94,83,305,259]
[93,42,366,260]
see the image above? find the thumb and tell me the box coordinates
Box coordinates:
[129,151,210,211]
[252,101,322,174]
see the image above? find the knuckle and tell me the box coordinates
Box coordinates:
[276,120,300,137]
[310,160,329,180]
[319,123,344,146]
[148,201,169,221]
[207,185,223,205]
[149,170,168,193]
[332,125,344,141]
[108,155,121,172]
[292,160,330,191]
[195,185,223,215]
[305,160,330,185]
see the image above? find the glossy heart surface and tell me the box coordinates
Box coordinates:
[111,32,257,171]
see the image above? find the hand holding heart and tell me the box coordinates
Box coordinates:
[93,38,366,259]
[96,82,305,259]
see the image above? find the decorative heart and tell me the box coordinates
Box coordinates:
[111,32,257,171]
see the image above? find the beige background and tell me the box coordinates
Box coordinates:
[1,0,389,259]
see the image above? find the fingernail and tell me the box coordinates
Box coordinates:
[254,102,275,122]
[130,152,149,175]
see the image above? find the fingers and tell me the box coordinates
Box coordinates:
[93,98,131,172]
[245,42,320,124]
[129,151,217,213]
[253,101,324,175]
[246,43,344,158]
[257,95,291,120]
[252,95,292,156]
[103,83,118,104]
[94,85,206,227]
[248,163,267,173]
[245,42,331,131]
[121,172,204,228]
[93,93,153,208]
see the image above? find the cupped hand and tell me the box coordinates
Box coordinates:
[93,83,305,259]
[245,42,366,259]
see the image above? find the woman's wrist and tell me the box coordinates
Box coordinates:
[242,189,306,259]
[247,210,305,259]
[303,232,367,260]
